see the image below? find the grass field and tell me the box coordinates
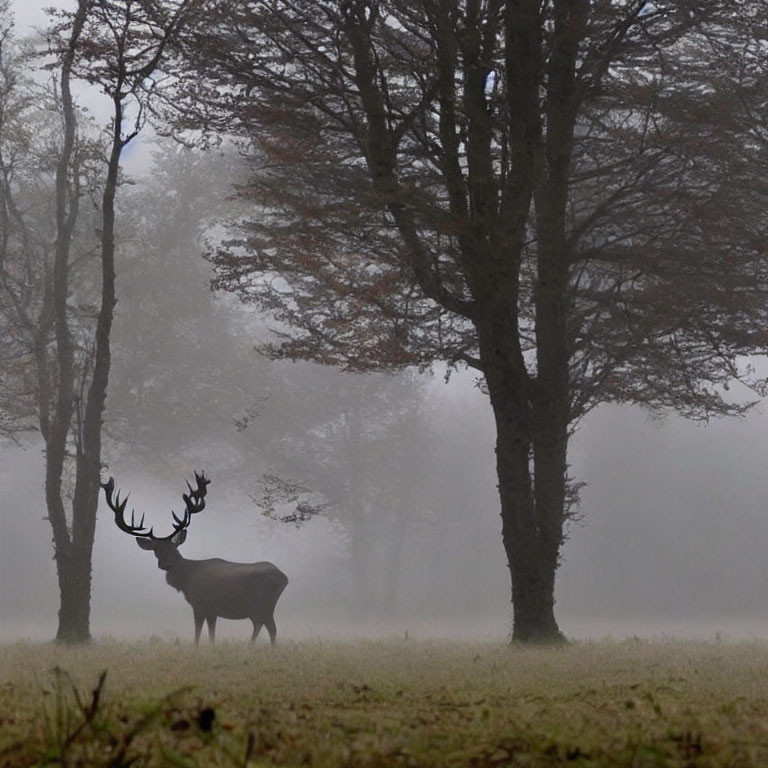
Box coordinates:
[2,638,768,766]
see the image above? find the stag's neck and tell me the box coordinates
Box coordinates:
[165,555,195,594]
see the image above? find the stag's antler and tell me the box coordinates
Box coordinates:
[173,471,211,533]
[102,476,154,538]
[103,471,210,541]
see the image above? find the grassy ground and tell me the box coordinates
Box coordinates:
[2,638,768,767]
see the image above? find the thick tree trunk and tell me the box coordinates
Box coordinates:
[479,298,569,643]
[492,392,567,643]
[55,547,92,643]
[345,0,580,642]
[490,1,580,644]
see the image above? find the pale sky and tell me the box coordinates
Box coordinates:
[11,0,151,169]
[11,0,60,32]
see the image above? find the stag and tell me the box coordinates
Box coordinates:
[103,471,288,645]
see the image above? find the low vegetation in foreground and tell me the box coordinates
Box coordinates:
[2,638,768,767]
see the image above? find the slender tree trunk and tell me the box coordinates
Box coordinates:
[57,86,121,643]
[50,0,126,643]
[49,0,89,644]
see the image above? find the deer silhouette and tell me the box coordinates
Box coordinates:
[103,471,288,645]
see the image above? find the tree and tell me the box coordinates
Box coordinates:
[0,2,102,642]
[171,1,768,641]
[0,0,195,642]
[52,0,197,643]
[247,366,438,617]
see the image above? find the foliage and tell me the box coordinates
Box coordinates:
[5,639,768,766]
[172,0,768,417]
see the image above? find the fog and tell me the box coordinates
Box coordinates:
[3,0,768,646]
[4,375,768,643]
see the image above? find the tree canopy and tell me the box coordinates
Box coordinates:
[173,1,768,417]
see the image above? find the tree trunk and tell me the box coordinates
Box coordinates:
[46,459,95,643]
[492,398,565,643]
[488,1,581,644]
[53,82,122,644]
[479,298,568,643]
[46,0,91,644]
[55,547,92,643]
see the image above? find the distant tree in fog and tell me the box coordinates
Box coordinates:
[105,142,250,462]
[105,146,440,617]
[247,368,438,616]
[0,11,53,442]
[0,0,195,643]
[165,1,768,642]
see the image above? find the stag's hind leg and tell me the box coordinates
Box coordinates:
[265,616,277,647]
[207,616,217,644]
[250,619,263,643]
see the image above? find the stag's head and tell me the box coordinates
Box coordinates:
[102,471,210,570]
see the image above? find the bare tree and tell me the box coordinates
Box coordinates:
[166,1,768,641]
[56,0,197,643]
[0,1,100,641]
[0,0,196,642]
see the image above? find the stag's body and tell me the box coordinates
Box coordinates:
[104,471,288,645]
[161,553,288,644]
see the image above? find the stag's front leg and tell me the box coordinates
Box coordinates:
[207,616,217,644]
[193,609,204,645]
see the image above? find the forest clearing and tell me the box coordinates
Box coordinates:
[2,638,768,767]
[5,5,768,765]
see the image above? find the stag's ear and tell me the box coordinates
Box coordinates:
[171,529,187,547]
[136,538,155,551]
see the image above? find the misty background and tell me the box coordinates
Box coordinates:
[3,135,768,641]
[5,371,768,641]
[3,0,768,644]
